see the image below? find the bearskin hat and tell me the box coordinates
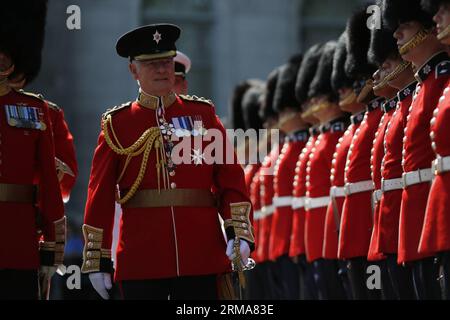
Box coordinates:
[273,53,303,112]
[345,5,377,80]
[295,43,324,109]
[368,26,399,66]
[242,84,265,130]
[332,32,354,92]
[0,1,48,85]
[259,67,281,120]
[308,41,338,102]
[382,0,434,31]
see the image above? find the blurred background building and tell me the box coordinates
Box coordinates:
[28,0,364,298]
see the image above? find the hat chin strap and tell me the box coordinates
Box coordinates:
[385,60,411,83]
[356,79,374,103]
[339,90,357,107]
[372,78,389,92]
[437,24,450,41]
[399,29,430,56]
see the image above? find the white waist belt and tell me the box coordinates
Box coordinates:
[330,186,346,198]
[381,177,403,192]
[292,197,306,210]
[305,196,330,210]
[273,196,293,208]
[372,189,382,203]
[434,156,450,175]
[344,180,375,196]
[260,205,275,218]
[402,168,432,188]
[253,210,263,221]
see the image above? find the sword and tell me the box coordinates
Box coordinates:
[231,237,256,299]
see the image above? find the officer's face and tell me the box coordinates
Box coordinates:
[129,57,175,95]
[434,3,450,45]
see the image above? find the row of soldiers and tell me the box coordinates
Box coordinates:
[235,0,450,300]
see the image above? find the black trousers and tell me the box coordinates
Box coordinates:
[0,269,38,300]
[346,257,381,300]
[386,254,415,300]
[337,260,353,300]
[373,259,396,300]
[271,255,300,300]
[119,274,218,300]
[266,260,283,299]
[312,259,347,300]
[297,255,318,300]
[245,263,265,300]
[438,251,450,300]
[411,257,441,300]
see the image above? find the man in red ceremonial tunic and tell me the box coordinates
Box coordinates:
[337,8,382,300]
[419,0,450,299]
[0,0,66,300]
[303,41,348,300]
[383,0,447,299]
[365,26,401,300]
[366,12,418,299]
[322,31,366,300]
[82,24,254,300]
[239,82,266,300]
[288,43,325,300]
[266,53,313,300]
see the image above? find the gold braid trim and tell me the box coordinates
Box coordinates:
[102,114,162,204]
[399,29,430,56]
[385,61,411,83]
[373,78,389,92]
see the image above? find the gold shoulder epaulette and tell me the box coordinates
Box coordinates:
[102,101,132,119]
[45,100,62,111]
[179,94,213,106]
[16,89,46,102]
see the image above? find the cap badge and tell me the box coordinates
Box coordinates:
[153,30,162,44]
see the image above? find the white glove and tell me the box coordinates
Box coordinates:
[226,239,251,266]
[89,272,112,300]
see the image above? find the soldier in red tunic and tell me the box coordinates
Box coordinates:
[367,13,418,299]
[268,53,310,299]
[289,43,324,300]
[383,0,447,299]
[0,0,66,300]
[239,82,267,299]
[303,41,349,299]
[322,31,366,300]
[365,26,401,300]
[337,7,383,300]
[419,0,450,299]
[82,24,254,300]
